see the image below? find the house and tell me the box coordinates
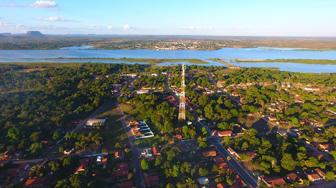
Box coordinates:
[86,118,107,127]
[246,152,257,160]
[75,159,89,174]
[213,156,225,164]
[63,148,74,155]
[114,150,124,159]
[152,147,160,156]
[233,176,245,188]
[267,116,278,122]
[174,134,183,140]
[318,143,331,152]
[123,73,137,78]
[315,168,326,179]
[137,88,150,94]
[217,81,225,88]
[277,129,287,137]
[130,120,154,139]
[144,173,160,187]
[261,176,286,188]
[213,156,229,169]
[304,87,320,92]
[286,172,303,184]
[307,173,322,182]
[165,95,177,106]
[96,155,108,166]
[24,177,45,187]
[227,147,240,159]
[202,150,217,157]
[0,151,10,167]
[212,130,232,137]
[217,161,229,169]
[141,148,153,158]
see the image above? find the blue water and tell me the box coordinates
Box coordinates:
[232,62,336,73]
[1,47,336,73]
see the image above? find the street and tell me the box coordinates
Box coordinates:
[116,104,146,188]
[196,120,259,188]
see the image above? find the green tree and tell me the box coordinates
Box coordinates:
[53,130,61,141]
[29,142,43,154]
[141,159,149,170]
[281,154,297,171]
[326,171,335,181]
[197,137,207,149]
[69,175,82,188]
[7,127,20,143]
[55,179,70,188]
[304,157,319,168]
[218,122,229,130]
[330,150,336,160]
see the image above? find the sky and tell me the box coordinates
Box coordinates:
[0,0,335,36]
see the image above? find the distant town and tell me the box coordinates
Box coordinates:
[1,31,336,50]
[0,62,335,188]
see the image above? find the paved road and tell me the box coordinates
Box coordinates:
[11,152,109,165]
[117,105,146,188]
[196,120,258,188]
[208,137,258,187]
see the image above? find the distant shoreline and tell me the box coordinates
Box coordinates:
[235,59,336,65]
[2,35,336,50]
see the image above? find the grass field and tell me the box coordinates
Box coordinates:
[93,101,129,151]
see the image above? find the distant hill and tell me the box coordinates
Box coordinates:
[26,31,45,37]
[0,33,11,37]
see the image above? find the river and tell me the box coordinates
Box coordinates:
[1,47,336,73]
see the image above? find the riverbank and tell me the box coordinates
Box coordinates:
[48,58,208,65]
[235,59,336,65]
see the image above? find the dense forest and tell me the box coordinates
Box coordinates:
[0,63,145,158]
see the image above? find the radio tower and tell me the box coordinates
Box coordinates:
[178,64,186,122]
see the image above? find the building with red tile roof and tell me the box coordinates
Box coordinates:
[315,168,326,179]
[24,177,45,187]
[212,130,233,137]
[114,150,124,159]
[202,150,217,157]
[152,147,160,156]
[286,172,303,183]
[307,173,322,182]
[261,176,286,188]
[75,159,89,174]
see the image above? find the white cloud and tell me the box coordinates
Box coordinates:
[44,16,62,22]
[41,16,75,22]
[0,3,28,8]
[32,0,57,8]
[183,26,214,31]
[107,25,113,30]
[0,20,27,33]
[123,24,131,30]
[186,26,200,30]
[0,21,6,27]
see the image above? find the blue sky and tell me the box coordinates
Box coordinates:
[0,0,335,36]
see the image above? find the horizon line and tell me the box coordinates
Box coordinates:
[2,32,336,39]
